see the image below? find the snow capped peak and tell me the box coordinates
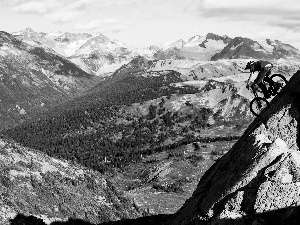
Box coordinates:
[45,31,64,38]
[157,39,186,50]
[205,33,231,43]
[171,39,186,48]
[12,28,36,36]
[185,35,206,47]
[56,32,92,42]
[112,39,126,47]
[94,32,107,38]
[188,35,205,42]
[49,31,63,35]
[24,27,36,33]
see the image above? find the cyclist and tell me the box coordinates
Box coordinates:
[245,60,273,99]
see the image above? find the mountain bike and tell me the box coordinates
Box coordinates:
[248,74,287,116]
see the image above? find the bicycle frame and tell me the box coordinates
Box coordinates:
[250,85,259,98]
[250,85,264,109]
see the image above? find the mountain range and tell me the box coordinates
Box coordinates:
[0,31,100,130]
[12,28,300,76]
[13,28,132,76]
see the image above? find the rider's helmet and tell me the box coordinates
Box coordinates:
[245,61,254,70]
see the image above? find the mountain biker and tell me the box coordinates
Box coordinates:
[245,60,273,99]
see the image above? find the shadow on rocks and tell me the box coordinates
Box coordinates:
[9,206,300,225]
[9,213,171,225]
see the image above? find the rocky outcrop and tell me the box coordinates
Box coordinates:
[170,69,300,224]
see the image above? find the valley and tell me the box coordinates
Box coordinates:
[1,28,300,225]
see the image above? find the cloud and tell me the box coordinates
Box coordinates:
[68,0,99,11]
[75,18,130,33]
[268,20,300,31]
[45,11,80,23]
[13,0,62,14]
[197,0,300,30]
[9,0,100,24]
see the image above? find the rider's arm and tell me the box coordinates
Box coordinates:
[247,72,253,88]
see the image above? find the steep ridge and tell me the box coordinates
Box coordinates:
[170,69,300,224]
[0,31,99,130]
[211,37,300,60]
[199,33,232,48]
[0,135,141,225]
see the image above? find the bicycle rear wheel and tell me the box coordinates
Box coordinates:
[250,97,270,116]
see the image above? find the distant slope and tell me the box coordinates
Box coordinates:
[0,31,100,130]
[0,135,141,225]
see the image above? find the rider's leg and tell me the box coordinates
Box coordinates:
[255,71,269,98]
[258,82,269,98]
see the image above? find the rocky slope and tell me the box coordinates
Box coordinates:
[0,135,142,225]
[0,31,100,130]
[170,69,300,224]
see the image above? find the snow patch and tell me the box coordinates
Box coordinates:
[204,39,226,49]
[230,43,243,51]
[251,43,267,53]
[257,40,274,53]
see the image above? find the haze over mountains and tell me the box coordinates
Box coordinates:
[1,27,300,225]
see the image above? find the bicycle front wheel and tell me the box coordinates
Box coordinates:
[250,97,270,116]
[269,74,287,95]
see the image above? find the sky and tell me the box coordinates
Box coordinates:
[1,0,300,49]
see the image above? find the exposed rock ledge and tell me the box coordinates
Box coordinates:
[170,70,300,225]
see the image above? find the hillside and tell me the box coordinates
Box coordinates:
[0,31,100,130]
[0,135,142,225]
[169,69,300,224]
[3,56,258,173]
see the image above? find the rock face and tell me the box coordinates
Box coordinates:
[170,70,300,224]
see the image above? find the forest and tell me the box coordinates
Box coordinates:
[4,69,239,173]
